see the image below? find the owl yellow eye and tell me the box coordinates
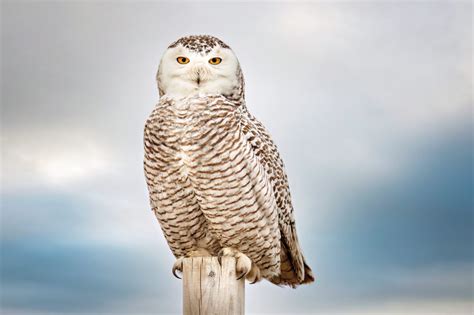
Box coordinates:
[176,57,190,64]
[209,57,222,65]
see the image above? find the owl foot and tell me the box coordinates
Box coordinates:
[217,247,252,280]
[172,248,212,279]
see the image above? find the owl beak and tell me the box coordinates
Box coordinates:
[190,63,210,85]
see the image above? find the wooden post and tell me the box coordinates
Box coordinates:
[182,257,245,315]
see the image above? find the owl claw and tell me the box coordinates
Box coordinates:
[172,257,184,279]
[172,249,211,280]
[172,268,181,279]
[246,263,262,284]
[217,247,252,281]
[236,271,246,280]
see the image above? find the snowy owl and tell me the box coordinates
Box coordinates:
[144,35,314,287]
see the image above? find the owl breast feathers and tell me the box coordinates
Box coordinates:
[144,35,314,287]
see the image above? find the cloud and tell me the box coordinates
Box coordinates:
[2,131,111,191]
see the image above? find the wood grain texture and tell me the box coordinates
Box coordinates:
[183,257,244,315]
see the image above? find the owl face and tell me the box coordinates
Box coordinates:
[157,35,241,99]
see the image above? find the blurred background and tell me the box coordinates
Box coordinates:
[1,1,472,314]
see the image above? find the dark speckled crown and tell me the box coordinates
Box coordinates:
[169,35,230,54]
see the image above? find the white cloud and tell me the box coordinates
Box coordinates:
[36,144,107,186]
[2,129,113,191]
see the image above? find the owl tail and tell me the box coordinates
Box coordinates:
[270,238,315,288]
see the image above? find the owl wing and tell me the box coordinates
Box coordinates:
[240,107,314,286]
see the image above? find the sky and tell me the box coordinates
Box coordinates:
[1,1,472,314]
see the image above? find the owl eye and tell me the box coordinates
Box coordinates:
[176,57,190,64]
[209,57,222,65]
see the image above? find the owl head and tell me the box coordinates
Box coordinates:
[156,35,244,100]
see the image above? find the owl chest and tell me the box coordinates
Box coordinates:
[147,101,243,199]
[153,103,238,157]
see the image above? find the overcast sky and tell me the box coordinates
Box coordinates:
[1,1,472,314]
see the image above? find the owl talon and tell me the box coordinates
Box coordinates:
[172,257,184,279]
[246,263,262,284]
[218,247,252,281]
[172,249,211,279]
[172,269,181,279]
[236,271,246,280]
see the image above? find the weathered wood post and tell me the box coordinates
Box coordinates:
[182,257,245,315]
